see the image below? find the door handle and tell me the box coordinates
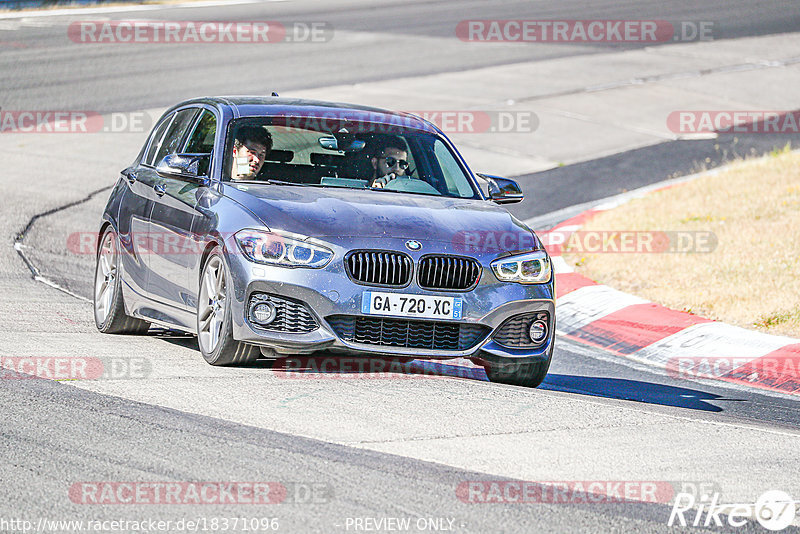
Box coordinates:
[153,183,166,197]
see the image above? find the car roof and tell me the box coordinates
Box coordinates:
[174,96,439,133]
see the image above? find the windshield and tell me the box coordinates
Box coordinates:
[223,117,480,199]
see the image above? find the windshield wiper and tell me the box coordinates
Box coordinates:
[264,179,304,186]
[233,179,302,186]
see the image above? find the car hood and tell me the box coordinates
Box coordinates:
[226,184,539,248]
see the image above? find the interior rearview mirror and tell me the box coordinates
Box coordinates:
[318,135,366,152]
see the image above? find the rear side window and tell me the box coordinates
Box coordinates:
[184,110,217,154]
[144,115,172,166]
[152,108,198,165]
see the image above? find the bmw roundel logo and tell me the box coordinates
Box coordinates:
[405,240,422,251]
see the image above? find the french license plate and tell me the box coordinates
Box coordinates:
[362,291,463,320]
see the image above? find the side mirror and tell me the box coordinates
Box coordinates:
[476,173,524,204]
[156,153,211,185]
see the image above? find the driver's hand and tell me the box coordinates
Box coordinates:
[371,172,397,189]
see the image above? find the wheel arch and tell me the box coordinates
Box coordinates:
[97,220,114,255]
[198,239,221,282]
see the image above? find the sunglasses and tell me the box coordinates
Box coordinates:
[381,156,410,170]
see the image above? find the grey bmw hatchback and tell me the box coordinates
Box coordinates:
[94,96,555,387]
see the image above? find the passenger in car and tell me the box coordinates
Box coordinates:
[369,135,410,189]
[230,126,272,181]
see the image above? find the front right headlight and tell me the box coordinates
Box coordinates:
[234,229,333,269]
[490,250,551,284]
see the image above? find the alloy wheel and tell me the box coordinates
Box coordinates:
[94,231,117,325]
[198,256,227,354]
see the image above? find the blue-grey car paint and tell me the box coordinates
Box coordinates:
[101,97,555,365]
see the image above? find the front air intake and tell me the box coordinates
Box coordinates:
[327,315,490,351]
[247,293,318,333]
[493,312,550,348]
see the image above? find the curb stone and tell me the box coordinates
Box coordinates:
[538,177,800,396]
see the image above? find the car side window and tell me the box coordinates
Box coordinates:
[144,114,173,166]
[433,139,474,198]
[152,108,198,166]
[184,110,217,154]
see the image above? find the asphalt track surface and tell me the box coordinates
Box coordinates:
[2,0,800,112]
[2,1,800,532]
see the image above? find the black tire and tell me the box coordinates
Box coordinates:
[197,247,259,366]
[484,355,551,388]
[94,227,150,334]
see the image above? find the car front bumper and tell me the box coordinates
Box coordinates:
[223,236,556,362]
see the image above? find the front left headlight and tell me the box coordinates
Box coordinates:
[234,229,333,268]
[491,250,551,284]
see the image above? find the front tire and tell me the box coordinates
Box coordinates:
[93,227,150,334]
[197,247,259,366]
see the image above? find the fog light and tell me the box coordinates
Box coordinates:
[252,302,276,326]
[529,319,548,343]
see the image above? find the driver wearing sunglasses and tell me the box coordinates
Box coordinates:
[369,135,410,189]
